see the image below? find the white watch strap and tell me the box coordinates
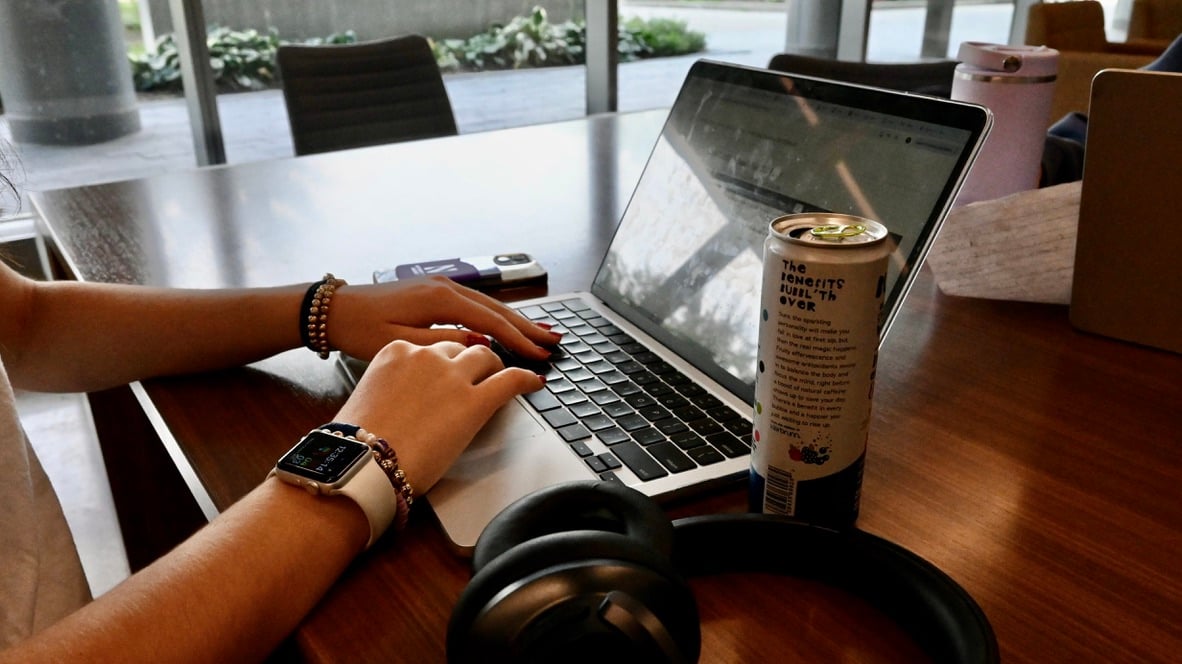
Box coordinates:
[333,455,399,548]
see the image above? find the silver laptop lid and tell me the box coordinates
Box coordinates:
[592,59,992,403]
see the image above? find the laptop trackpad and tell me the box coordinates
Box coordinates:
[426,399,593,555]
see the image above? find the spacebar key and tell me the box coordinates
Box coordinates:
[612,441,669,481]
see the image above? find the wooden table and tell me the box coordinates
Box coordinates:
[32,110,1182,663]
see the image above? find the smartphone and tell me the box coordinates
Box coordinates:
[373,252,547,291]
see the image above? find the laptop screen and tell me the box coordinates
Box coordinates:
[592,60,989,402]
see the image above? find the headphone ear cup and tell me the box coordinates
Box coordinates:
[472,480,674,573]
[448,530,700,664]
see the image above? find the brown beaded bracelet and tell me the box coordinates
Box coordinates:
[356,427,416,518]
[301,273,347,359]
[318,426,414,531]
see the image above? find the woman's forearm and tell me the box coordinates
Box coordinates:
[0,264,559,393]
[6,279,308,392]
[0,479,369,664]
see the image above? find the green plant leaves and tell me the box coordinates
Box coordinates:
[432,6,706,72]
[129,27,357,93]
[127,6,706,92]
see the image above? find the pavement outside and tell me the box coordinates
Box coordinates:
[0,1,1026,210]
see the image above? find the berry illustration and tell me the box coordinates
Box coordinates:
[790,443,830,465]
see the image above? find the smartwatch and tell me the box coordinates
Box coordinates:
[271,429,399,548]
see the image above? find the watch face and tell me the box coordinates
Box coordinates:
[277,431,370,484]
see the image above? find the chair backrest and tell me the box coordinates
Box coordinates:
[1025,1,1110,52]
[766,53,958,97]
[1128,0,1182,41]
[277,34,457,156]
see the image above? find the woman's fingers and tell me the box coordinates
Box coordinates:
[328,276,562,362]
[448,343,507,378]
[426,279,562,353]
[478,366,547,402]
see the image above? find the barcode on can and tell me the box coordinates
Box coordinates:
[763,465,796,515]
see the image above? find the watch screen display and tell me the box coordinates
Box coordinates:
[277,431,370,483]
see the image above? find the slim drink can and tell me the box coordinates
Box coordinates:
[750,213,892,528]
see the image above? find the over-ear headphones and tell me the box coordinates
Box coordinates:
[447,481,999,664]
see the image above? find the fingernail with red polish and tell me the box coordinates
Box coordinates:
[536,374,548,384]
[535,321,554,330]
[466,333,491,347]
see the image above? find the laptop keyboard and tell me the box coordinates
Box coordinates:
[509,298,752,483]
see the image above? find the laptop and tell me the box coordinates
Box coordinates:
[344,59,991,553]
[1070,68,1182,354]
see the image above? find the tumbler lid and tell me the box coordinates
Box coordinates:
[956,42,1058,77]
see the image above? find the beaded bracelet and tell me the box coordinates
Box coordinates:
[300,274,347,359]
[356,427,416,509]
[319,423,415,530]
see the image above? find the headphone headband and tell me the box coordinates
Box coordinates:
[672,513,998,663]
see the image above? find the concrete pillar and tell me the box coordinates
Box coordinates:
[784,0,842,58]
[586,0,618,115]
[0,0,141,145]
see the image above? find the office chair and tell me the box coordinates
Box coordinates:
[1128,0,1182,49]
[766,53,959,97]
[1025,0,1163,55]
[277,34,458,156]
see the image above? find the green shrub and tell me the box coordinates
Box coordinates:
[433,7,582,72]
[118,0,140,32]
[129,6,707,92]
[206,27,282,91]
[433,6,707,72]
[130,27,356,93]
[131,35,183,92]
[623,16,707,57]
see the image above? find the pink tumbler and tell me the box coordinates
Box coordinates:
[951,42,1059,205]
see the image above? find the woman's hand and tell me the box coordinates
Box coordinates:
[325,276,561,361]
[332,339,545,494]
